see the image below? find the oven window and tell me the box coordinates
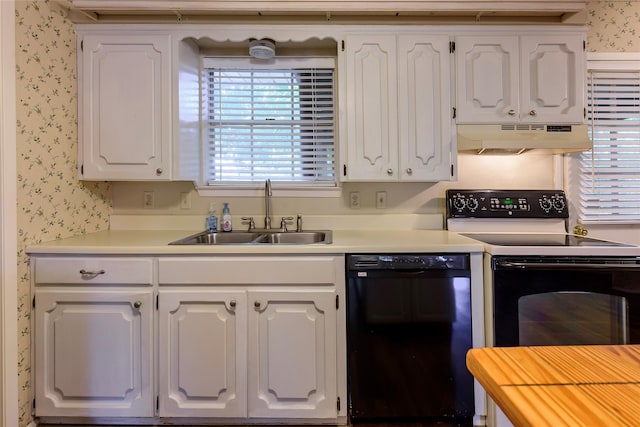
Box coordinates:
[518,292,629,346]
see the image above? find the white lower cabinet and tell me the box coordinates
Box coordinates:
[34,288,154,418]
[158,288,338,419]
[247,289,338,418]
[158,290,248,418]
[32,255,345,423]
[157,256,345,421]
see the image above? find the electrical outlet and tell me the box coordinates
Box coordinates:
[349,192,361,209]
[180,192,191,209]
[143,191,155,209]
[376,191,387,209]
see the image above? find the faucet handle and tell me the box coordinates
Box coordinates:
[280,216,294,232]
[241,217,256,232]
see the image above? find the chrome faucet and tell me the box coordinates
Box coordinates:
[264,179,272,230]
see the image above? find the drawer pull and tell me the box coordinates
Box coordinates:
[229,300,237,308]
[133,301,142,309]
[79,269,105,276]
[254,301,261,308]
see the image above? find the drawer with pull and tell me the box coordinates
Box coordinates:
[34,257,153,285]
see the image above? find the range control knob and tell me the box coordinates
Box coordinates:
[539,197,553,212]
[452,197,466,211]
[466,197,479,212]
[552,197,566,212]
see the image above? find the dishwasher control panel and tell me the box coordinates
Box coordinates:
[446,189,568,219]
[347,254,469,270]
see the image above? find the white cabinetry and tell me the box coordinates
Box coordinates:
[77,32,172,180]
[159,290,247,418]
[157,256,345,421]
[455,32,585,124]
[33,257,154,418]
[342,33,453,181]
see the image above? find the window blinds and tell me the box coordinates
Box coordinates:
[579,70,640,223]
[203,58,336,186]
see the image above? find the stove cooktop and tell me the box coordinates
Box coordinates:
[461,233,634,248]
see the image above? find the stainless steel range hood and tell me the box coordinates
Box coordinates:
[457,124,592,154]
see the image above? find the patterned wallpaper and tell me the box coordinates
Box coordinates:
[14,1,111,425]
[11,1,640,426]
[586,1,640,51]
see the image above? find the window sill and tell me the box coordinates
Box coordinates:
[195,185,342,198]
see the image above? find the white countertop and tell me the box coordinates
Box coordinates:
[26,228,485,255]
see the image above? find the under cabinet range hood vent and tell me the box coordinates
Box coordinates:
[457,124,592,154]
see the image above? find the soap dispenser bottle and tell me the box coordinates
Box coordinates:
[221,202,232,232]
[205,203,218,232]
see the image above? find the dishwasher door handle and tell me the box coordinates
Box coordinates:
[496,261,640,270]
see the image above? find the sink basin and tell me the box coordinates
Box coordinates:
[256,231,332,244]
[169,232,264,245]
[169,230,332,245]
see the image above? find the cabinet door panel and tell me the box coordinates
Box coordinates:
[398,35,452,181]
[520,35,585,123]
[35,289,153,417]
[80,34,171,180]
[248,290,337,418]
[344,35,398,180]
[456,36,519,123]
[158,290,247,418]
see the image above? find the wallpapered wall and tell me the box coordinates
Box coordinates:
[15,1,111,425]
[11,0,639,426]
[586,0,640,51]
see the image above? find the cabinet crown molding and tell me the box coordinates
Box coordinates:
[68,1,587,24]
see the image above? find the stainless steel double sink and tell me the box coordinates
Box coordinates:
[169,230,332,245]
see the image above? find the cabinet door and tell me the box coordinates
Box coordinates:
[520,35,585,123]
[34,289,153,417]
[344,35,398,180]
[158,290,247,418]
[79,34,171,180]
[398,35,453,181]
[248,289,338,418]
[455,36,519,123]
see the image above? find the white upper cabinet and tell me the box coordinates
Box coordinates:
[397,35,453,181]
[343,35,398,181]
[78,33,172,180]
[342,33,453,182]
[455,32,585,124]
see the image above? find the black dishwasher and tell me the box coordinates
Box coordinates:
[346,254,474,424]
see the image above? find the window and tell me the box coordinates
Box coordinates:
[202,57,336,187]
[571,54,640,223]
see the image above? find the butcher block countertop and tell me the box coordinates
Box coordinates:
[466,345,640,427]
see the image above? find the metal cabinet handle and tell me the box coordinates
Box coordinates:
[156,168,163,175]
[79,269,105,276]
[229,300,237,308]
[406,168,413,175]
[529,110,537,116]
[507,109,516,116]
[133,301,142,309]
[386,168,393,176]
[254,301,261,308]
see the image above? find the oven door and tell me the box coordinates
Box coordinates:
[492,256,640,347]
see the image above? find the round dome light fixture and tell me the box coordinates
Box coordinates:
[249,38,276,59]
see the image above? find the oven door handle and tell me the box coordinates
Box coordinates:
[495,261,640,270]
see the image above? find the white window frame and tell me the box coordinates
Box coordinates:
[197,56,340,198]
[568,52,640,224]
